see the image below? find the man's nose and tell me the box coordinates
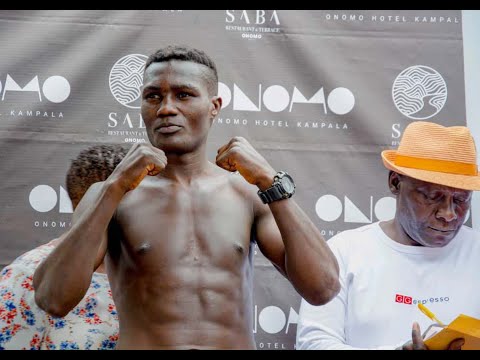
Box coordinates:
[156,96,177,116]
[436,198,457,222]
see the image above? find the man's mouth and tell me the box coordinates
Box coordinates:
[428,227,455,233]
[157,125,182,134]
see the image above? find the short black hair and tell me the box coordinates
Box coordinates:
[66,144,129,208]
[144,45,218,95]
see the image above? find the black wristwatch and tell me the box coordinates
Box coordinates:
[257,171,296,204]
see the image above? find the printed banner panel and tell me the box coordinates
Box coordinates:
[0,10,465,349]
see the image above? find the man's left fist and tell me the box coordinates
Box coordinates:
[216,136,276,190]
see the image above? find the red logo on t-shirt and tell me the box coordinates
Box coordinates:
[395,293,412,305]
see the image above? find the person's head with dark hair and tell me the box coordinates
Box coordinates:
[144,45,218,96]
[66,144,129,209]
[141,45,222,154]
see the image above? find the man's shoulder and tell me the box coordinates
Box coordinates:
[457,225,480,243]
[226,171,258,197]
[328,222,381,248]
[460,224,480,234]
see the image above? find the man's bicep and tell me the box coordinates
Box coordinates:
[71,181,104,225]
[254,205,287,276]
[70,181,108,271]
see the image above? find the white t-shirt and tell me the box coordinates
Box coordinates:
[0,240,118,350]
[296,222,480,350]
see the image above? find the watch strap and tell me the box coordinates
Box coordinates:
[258,184,284,204]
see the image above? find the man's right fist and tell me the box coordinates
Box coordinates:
[109,143,167,193]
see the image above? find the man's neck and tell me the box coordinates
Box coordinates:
[161,149,213,185]
[379,219,418,246]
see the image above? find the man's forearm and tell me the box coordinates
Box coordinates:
[33,180,124,316]
[269,199,340,305]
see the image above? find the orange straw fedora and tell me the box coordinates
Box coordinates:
[381,121,480,191]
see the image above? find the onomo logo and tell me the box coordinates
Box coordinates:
[109,54,148,109]
[0,75,70,103]
[392,65,447,120]
[218,82,355,115]
[315,195,396,223]
[29,185,73,213]
[316,194,470,224]
[253,305,298,334]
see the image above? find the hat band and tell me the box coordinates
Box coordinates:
[395,154,478,176]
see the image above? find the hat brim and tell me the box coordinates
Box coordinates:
[381,150,480,191]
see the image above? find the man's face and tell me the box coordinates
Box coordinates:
[141,60,220,153]
[393,174,472,247]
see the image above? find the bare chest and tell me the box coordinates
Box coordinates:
[112,183,254,268]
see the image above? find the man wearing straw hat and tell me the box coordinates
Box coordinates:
[296,121,480,350]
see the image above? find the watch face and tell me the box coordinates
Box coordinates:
[280,175,295,194]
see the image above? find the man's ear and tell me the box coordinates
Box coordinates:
[211,96,222,118]
[389,171,401,194]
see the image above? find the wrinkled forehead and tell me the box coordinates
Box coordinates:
[406,176,472,196]
[143,60,210,88]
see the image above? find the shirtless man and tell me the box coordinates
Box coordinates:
[33,45,340,349]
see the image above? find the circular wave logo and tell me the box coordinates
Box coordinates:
[392,65,447,120]
[109,54,148,109]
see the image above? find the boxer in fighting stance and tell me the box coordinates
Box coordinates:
[34,45,340,349]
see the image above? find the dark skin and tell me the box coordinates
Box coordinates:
[380,172,470,350]
[399,322,464,350]
[33,59,340,349]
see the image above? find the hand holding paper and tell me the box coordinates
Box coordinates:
[417,304,477,350]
